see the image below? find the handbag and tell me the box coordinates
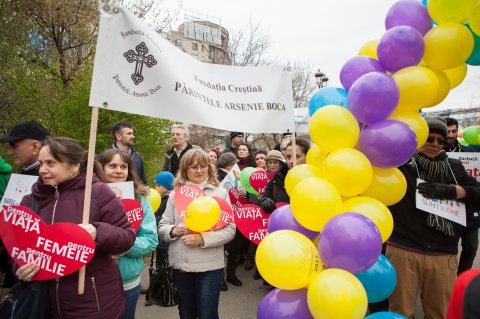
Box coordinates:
[145,251,179,307]
[0,280,49,319]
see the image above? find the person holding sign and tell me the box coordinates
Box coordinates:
[97,149,158,319]
[16,137,136,318]
[387,117,480,319]
[158,149,235,319]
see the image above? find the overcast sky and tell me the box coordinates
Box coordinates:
[162,0,480,111]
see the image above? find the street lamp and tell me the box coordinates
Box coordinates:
[314,69,329,88]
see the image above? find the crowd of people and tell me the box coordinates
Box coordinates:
[0,116,480,318]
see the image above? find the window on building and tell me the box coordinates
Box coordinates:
[175,39,183,46]
[192,42,198,50]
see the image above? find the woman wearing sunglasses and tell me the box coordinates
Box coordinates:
[386,117,480,319]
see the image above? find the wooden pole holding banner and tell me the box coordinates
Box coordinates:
[291,131,297,167]
[78,106,99,294]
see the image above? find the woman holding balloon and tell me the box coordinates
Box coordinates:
[387,117,480,319]
[97,149,158,319]
[158,149,235,319]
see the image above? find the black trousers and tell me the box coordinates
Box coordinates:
[458,227,479,275]
[225,230,250,276]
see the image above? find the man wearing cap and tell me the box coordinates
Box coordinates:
[220,132,244,157]
[110,121,147,184]
[386,117,480,319]
[163,124,200,176]
[0,120,49,175]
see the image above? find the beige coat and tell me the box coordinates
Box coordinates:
[158,184,236,272]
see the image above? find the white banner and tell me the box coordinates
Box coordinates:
[0,174,38,207]
[446,152,480,182]
[415,179,466,226]
[107,181,135,199]
[89,5,295,133]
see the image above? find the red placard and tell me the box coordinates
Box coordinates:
[0,205,96,280]
[249,171,269,195]
[234,204,269,245]
[208,196,233,231]
[174,185,205,221]
[121,199,144,232]
[228,187,248,212]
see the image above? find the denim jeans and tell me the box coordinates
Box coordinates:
[174,268,224,319]
[122,284,140,319]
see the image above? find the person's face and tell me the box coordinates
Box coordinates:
[117,127,135,146]
[231,135,244,147]
[447,124,458,144]
[38,147,80,186]
[285,145,306,169]
[418,133,447,159]
[255,153,266,169]
[103,154,128,183]
[267,159,281,172]
[186,160,209,184]
[208,151,218,164]
[238,145,249,159]
[154,184,168,195]
[7,139,41,167]
[172,128,187,148]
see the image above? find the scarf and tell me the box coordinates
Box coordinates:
[412,151,455,237]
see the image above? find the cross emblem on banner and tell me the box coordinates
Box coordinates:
[124,42,157,85]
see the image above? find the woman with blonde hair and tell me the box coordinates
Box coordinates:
[158,149,235,319]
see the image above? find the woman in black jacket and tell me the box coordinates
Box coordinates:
[386,117,480,319]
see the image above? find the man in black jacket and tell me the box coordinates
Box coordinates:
[163,124,199,176]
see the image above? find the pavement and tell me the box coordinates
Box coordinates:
[136,243,480,319]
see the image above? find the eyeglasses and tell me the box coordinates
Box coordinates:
[426,136,447,146]
[188,165,208,171]
[267,160,280,164]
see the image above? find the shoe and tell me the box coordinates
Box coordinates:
[253,269,261,280]
[226,274,243,286]
[140,286,148,294]
[220,279,228,291]
[244,258,254,271]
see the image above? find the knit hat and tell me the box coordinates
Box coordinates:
[425,117,448,139]
[266,150,284,162]
[154,171,174,190]
[0,120,49,143]
[230,132,243,140]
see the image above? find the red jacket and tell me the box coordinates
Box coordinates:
[21,173,136,319]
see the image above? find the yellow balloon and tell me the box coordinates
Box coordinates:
[307,269,368,319]
[343,196,394,243]
[423,23,474,70]
[427,0,470,24]
[285,164,322,196]
[290,177,343,232]
[358,39,379,60]
[444,63,468,89]
[388,110,429,149]
[308,105,360,154]
[147,188,161,212]
[426,69,451,107]
[393,66,439,111]
[321,149,373,197]
[468,0,480,36]
[306,144,326,169]
[361,167,407,206]
[256,230,322,290]
[184,196,220,232]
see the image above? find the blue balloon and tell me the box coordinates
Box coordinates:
[365,312,408,319]
[355,255,396,303]
[308,87,348,116]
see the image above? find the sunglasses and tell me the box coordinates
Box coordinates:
[426,136,447,146]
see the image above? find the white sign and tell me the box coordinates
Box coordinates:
[219,164,243,191]
[0,174,38,207]
[107,181,135,199]
[89,5,295,133]
[447,152,480,182]
[415,179,466,226]
[294,107,310,134]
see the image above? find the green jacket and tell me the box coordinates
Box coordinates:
[116,196,158,286]
[0,156,12,199]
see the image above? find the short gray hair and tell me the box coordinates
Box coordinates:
[172,124,189,138]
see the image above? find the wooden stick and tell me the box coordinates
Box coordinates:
[291,132,297,167]
[78,107,99,295]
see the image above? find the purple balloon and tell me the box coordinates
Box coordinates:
[268,205,319,240]
[318,213,382,274]
[385,0,433,36]
[348,72,399,125]
[340,56,386,91]
[356,120,417,168]
[257,288,313,319]
[377,26,424,73]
